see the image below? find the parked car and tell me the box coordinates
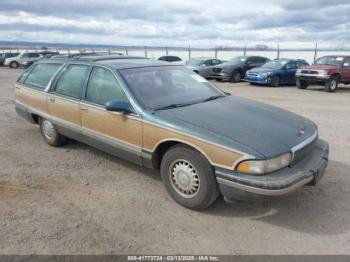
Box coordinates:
[4,52,42,68]
[0,52,20,66]
[244,59,309,87]
[186,57,222,78]
[158,55,182,63]
[296,56,350,92]
[14,57,329,210]
[213,56,270,82]
[38,51,59,58]
[51,52,123,59]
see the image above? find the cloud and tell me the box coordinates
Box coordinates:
[0,0,349,49]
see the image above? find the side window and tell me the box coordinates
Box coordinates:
[21,53,30,58]
[86,67,127,105]
[55,64,89,99]
[285,62,297,69]
[296,62,306,68]
[204,60,213,66]
[212,59,221,65]
[22,63,62,89]
[30,53,40,58]
[343,58,350,68]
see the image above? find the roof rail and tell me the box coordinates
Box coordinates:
[76,55,149,62]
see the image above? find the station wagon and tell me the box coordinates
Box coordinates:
[14,56,329,210]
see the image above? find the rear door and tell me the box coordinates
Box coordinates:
[199,59,213,78]
[80,66,142,164]
[48,64,90,140]
[341,57,350,82]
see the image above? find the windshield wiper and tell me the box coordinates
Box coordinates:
[154,102,194,111]
[200,95,225,103]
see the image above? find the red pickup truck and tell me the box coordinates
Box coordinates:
[296,55,350,92]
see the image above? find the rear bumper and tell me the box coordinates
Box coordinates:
[216,139,329,201]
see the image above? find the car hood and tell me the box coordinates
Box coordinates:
[301,64,339,70]
[152,96,317,158]
[248,67,278,74]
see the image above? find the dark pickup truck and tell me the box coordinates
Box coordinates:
[296,55,350,92]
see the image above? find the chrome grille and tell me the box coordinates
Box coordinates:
[301,70,318,75]
[291,132,318,165]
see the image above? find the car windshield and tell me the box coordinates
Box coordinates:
[186,59,204,66]
[262,60,288,69]
[229,56,247,63]
[119,66,226,110]
[315,56,344,65]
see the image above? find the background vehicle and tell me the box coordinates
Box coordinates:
[158,55,182,62]
[4,52,42,68]
[186,57,222,78]
[51,52,123,59]
[245,59,309,87]
[296,56,350,92]
[38,51,59,58]
[213,56,269,82]
[0,52,20,66]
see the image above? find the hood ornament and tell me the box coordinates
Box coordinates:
[297,124,306,136]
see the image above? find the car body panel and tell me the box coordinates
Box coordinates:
[186,58,222,78]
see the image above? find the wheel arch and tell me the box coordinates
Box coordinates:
[151,139,212,169]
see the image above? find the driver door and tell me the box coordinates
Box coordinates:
[341,58,350,82]
[80,66,142,164]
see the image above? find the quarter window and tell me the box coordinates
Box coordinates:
[86,67,127,105]
[22,63,62,89]
[55,64,89,99]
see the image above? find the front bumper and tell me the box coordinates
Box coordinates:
[296,73,330,83]
[244,75,268,85]
[216,139,329,201]
[214,72,231,81]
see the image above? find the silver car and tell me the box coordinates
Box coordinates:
[186,57,222,78]
[4,52,42,68]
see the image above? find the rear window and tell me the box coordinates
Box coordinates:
[22,63,62,90]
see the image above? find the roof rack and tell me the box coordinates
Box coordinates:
[76,55,149,62]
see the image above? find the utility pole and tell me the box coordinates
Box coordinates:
[277,43,280,59]
[188,44,191,60]
[313,42,318,63]
[215,47,218,59]
[165,47,168,55]
[144,46,148,58]
[243,43,247,56]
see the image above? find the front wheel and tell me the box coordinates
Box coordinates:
[9,61,19,69]
[325,76,339,92]
[231,71,242,83]
[297,79,308,89]
[39,118,67,146]
[160,145,219,210]
[268,75,280,87]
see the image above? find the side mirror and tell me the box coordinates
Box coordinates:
[105,100,135,114]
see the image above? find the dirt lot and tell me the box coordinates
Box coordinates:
[0,67,349,255]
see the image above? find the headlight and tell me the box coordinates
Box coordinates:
[22,61,28,65]
[236,153,292,175]
[317,70,328,75]
[296,69,302,74]
[259,72,270,77]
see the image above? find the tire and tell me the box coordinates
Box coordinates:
[39,118,67,146]
[215,78,222,82]
[325,75,339,92]
[297,79,308,89]
[268,75,280,87]
[160,145,219,210]
[231,70,242,83]
[9,61,19,69]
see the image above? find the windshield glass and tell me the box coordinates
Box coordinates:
[119,66,225,110]
[229,56,247,63]
[186,59,204,66]
[315,56,344,65]
[262,60,288,69]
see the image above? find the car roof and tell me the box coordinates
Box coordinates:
[38,56,173,69]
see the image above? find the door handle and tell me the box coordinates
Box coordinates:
[15,86,21,90]
[49,97,55,103]
[80,107,88,112]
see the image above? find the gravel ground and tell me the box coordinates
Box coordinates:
[0,67,349,255]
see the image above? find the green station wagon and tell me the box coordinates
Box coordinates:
[14,56,329,210]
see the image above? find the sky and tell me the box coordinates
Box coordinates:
[0,0,350,49]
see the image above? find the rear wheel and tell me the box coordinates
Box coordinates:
[39,118,67,146]
[325,76,339,92]
[297,79,308,89]
[231,71,242,83]
[268,75,280,87]
[9,61,19,69]
[160,145,219,210]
